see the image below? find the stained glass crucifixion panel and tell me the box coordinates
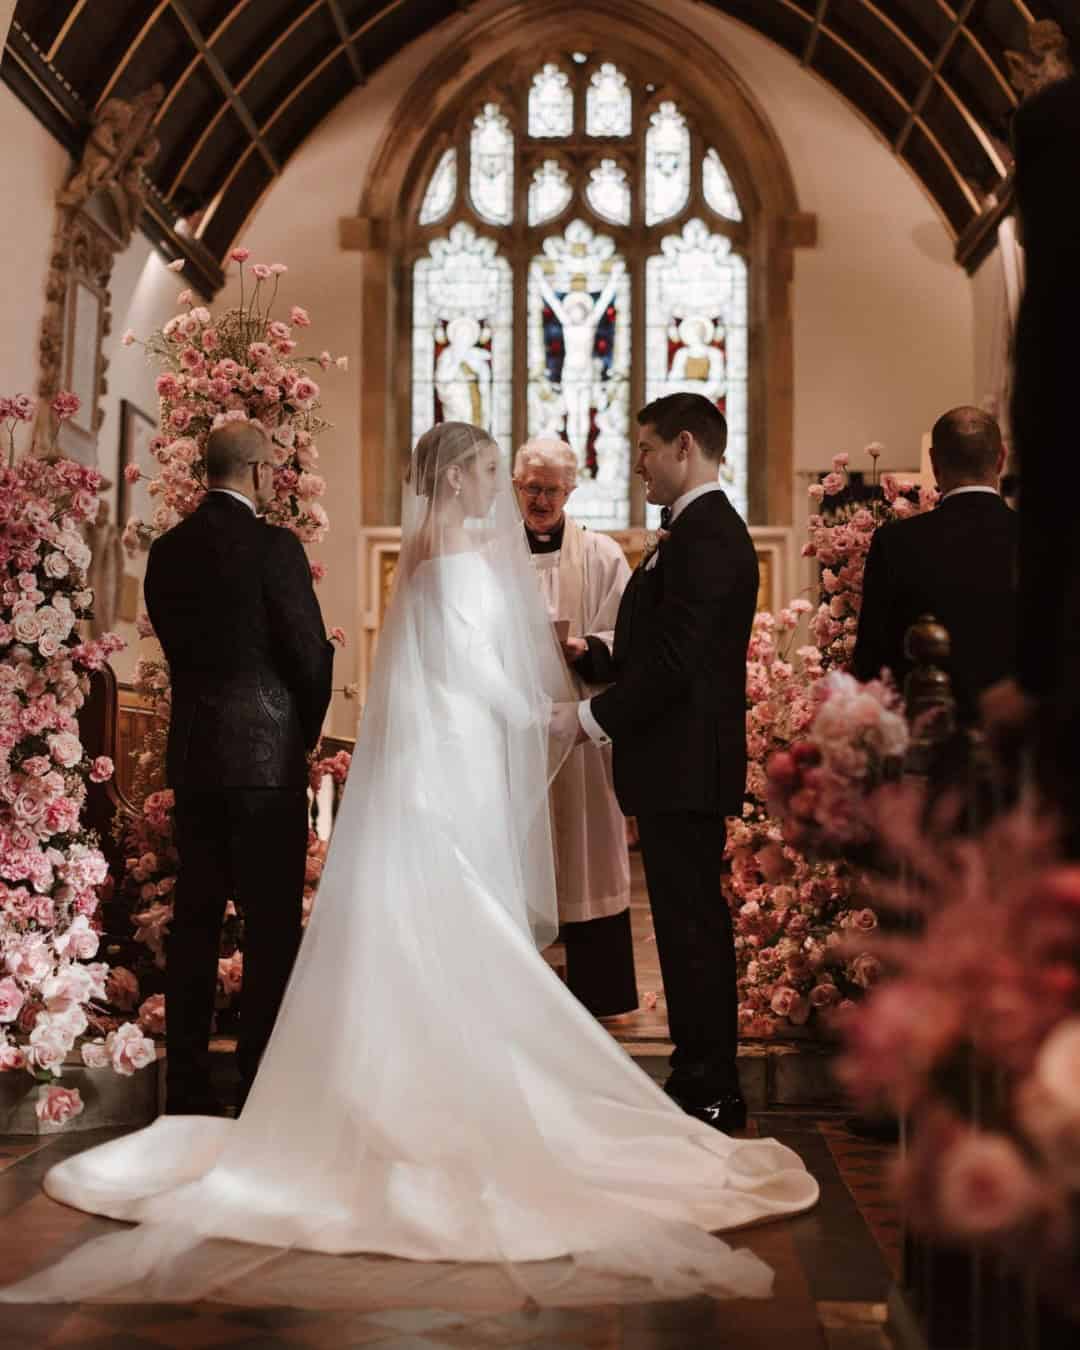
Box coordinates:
[410,57,747,530]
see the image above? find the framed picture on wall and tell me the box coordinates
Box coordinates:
[57,276,106,462]
[117,399,158,531]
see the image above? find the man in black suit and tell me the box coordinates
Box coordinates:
[144,421,333,1114]
[567,392,758,1133]
[853,407,1017,722]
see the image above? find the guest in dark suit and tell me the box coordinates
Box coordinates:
[144,421,334,1114]
[853,407,1017,723]
[570,393,758,1133]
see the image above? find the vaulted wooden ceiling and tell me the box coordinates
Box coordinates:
[4,0,1075,293]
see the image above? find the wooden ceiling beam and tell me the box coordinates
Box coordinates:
[803,0,829,68]
[894,0,976,155]
[167,0,280,176]
[326,0,365,84]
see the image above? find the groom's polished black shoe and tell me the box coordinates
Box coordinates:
[665,1084,748,1134]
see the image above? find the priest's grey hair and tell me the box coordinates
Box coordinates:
[513,436,578,489]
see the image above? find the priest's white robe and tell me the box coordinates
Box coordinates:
[529,519,631,924]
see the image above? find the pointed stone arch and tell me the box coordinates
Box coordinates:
[344,0,813,527]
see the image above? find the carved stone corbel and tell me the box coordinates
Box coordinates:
[35,85,164,465]
[1005,20,1075,103]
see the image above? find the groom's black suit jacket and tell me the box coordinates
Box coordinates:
[144,492,334,790]
[852,491,1018,722]
[575,489,758,817]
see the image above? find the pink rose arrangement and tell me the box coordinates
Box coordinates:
[803,449,936,669]
[837,803,1080,1306]
[725,445,930,1035]
[726,609,878,1035]
[0,393,155,1122]
[120,255,339,553]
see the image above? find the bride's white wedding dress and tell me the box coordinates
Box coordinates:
[3,428,817,1310]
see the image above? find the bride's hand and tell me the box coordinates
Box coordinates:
[549,701,582,745]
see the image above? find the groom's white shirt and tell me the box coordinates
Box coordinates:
[577,481,726,746]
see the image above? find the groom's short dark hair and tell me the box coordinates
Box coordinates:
[637,393,727,462]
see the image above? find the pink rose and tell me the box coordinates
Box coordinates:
[90,756,114,783]
[292,377,319,405]
[936,1131,1046,1236]
[0,977,25,1023]
[106,966,139,1011]
[0,1042,27,1071]
[107,1022,157,1076]
[137,993,166,1035]
[35,1085,84,1127]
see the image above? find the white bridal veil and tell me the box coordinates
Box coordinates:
[1,423,817,1312]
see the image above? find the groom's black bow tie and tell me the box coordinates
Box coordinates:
[659,506,673,530]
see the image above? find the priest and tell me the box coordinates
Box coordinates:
[513,436,638,1019]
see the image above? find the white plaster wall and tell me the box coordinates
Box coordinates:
[0,85,69,394]
[677,1,975,475]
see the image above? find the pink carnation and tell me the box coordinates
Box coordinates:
[51,391,81,421]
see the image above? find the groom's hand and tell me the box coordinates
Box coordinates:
[560,636,587,664]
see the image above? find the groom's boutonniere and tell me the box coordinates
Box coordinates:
[638,527,671,569]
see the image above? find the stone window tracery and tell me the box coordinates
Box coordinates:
[410,56,748,530]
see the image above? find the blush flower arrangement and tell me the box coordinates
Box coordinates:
[0,392,156,1128]
[114,253,349,1028]
[726,445,931,1035]
[765,670,909,855]
[726,608,880,1035]
[837,799,1080,1311]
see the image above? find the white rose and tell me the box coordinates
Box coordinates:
[1035,1018,1080,1116]
[11,610,42,643]
[81,1040,110,1069]
[37,633,60,658]
[43,552,70,579]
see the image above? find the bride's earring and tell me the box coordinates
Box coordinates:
[454,483,462,497]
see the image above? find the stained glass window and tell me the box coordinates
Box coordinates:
[469,103,514,226]
[585,159,631,226]
[528,221,632,528]
[703,147,742,222]
[419,147,456,225]
[528,64,573,138]
[645,220,748,520]
[412,222,513,450]
[528,160,573,226]
[586,63,632,137]
[409,59,754,530]
[645,101,690,225]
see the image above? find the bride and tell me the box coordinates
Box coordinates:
[3,423,817,1310]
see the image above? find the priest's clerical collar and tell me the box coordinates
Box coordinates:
[525,517,566,554]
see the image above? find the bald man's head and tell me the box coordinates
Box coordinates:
[930,406,1005,492]
[205,420,271,485]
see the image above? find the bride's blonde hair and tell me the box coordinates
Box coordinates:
[409,422,496,498]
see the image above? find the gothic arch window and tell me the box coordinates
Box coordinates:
[407,54,751,529]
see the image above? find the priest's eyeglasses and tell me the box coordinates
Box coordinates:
[519,484,568,500]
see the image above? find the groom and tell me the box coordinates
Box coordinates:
[570,393,758,1132]
[144,420,334,1115]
